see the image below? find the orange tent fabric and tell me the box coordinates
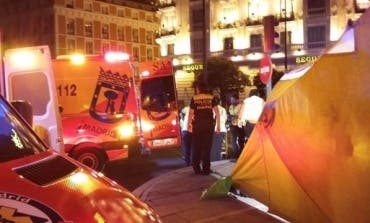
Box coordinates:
[231,10,370,223]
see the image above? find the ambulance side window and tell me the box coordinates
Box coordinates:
[0,98,47,163]
[10,72,50,116]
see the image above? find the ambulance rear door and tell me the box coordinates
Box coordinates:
[2,45,64,152]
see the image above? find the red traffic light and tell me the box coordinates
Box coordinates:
[263,15,280,53]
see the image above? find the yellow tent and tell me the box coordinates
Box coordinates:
[231,9,370,223]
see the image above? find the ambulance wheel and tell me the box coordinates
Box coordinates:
[73,149,106,171]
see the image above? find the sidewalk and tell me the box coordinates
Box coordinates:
[133,160,285,223]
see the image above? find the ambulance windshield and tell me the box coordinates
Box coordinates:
[141,76,177,120]
[0,96,48,163]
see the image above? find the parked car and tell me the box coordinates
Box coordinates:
[0,95,161,223]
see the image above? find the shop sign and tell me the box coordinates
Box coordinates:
[295,55,319,64]
[182,64,203,72]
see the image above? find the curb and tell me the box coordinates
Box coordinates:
[133,160,234,200]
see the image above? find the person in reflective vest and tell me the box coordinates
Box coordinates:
[187,80,220,175]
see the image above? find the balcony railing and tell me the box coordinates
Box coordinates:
[155,28,179,38]
[242,17,263,26]
[214,17,266,29]
[157,1,176,9]
[215,21,238,29]
[209,43,306,58]
[277,12,295,22]
[289,43,304,51]
[210,48,259,58]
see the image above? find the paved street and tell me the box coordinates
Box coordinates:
[103,148,185,191]
[133,160,285,223]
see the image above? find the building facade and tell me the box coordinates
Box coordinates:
[155,0,369,104]
[0,0,160,61]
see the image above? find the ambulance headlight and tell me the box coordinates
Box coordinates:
[141,120,154,132]
[118,124,134,138]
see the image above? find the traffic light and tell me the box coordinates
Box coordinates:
[263,15,280,53]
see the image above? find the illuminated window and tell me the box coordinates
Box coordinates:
[223,37,234,50]
[117,26,124,41]
[86,41,93,54]
[133,29,139,43]
[307,25,326,49]
[221,4,238,25]
[102,24,109,39]
[66,18,75,35]
[250,34,262,48]
[85,21,92,37]
[162,12,176,31]
[146,31,153,44]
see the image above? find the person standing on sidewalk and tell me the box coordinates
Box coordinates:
[228,93,245,159]
[239,89,265,145]
[180,104,192,166]
[210,97,227,161]
[187,80,220,175]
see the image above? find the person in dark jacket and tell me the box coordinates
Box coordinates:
[187,80,220,175]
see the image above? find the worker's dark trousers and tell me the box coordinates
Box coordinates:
[191,124,215,174]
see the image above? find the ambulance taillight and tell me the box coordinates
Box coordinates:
[171,118,177,126]
[141,70,150,77]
